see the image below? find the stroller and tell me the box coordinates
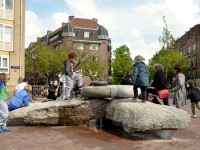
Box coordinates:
[59,74,83,99]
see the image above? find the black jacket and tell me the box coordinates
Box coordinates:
[121,76,133,85]
[187,86,200,102]
[47,85,60,100]
[151,71,167,91]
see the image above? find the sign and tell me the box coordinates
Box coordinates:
[11,66,20,69]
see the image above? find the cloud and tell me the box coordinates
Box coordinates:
[25,0,200,64]
[52,12,69,28]
[25,10,42,47]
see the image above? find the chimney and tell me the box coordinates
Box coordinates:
[92,18,98,23]
[69,16,75,22]
[47,30,52,34]
[62,22,67,26]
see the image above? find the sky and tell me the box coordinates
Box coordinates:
[26,0,200,63]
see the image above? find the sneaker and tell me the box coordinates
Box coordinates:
[192,114,197,118]
[141,100,146,103]
[0,128,3,133]
[132,97,141,102]
[1,126,11,132]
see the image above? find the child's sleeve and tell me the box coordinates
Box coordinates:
[23,96,30,106]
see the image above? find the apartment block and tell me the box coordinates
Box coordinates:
[41,16,112,80]
[0,0,25,86]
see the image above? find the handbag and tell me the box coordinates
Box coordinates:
[157,89,170,99]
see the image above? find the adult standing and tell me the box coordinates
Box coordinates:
[132,55,150,102]
[147,64,169,105]
[173,66,186,108]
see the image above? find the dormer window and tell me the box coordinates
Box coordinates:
[84,32,89,38]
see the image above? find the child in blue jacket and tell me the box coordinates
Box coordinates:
[8,85,32,112]
[132,55,150,102]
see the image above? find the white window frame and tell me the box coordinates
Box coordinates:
[75,43,84,50]
[92,56,98,61]
[84,32,89,38]
[90,44,98,51]
[0,23,13,51]
[0,55,9,73]
[0,0,14,20]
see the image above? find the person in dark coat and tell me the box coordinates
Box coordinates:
[132,55,150,102]
[187,79,200,118]
[47,79,60,100]
[147,64,169,105]
[121,70,133,85]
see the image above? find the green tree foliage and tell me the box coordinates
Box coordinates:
[82,59,107,81]
[148,17,189,79]
[25,40,107,83]
[111,45,133,84]
[25,41,69,82]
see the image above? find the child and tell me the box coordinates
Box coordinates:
[187,79,200,118]
[47,79,60,100]
[8,85,32,112]
[132,55,150,102]
[0,73,11,132]
[63,52,84,100]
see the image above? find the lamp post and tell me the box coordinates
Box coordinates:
[32,50,37,99]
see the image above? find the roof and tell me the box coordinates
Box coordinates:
[72,18,99,29]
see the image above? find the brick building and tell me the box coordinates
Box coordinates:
[0,0,26,86]
[41,16,112,80]
[177,24,200,80]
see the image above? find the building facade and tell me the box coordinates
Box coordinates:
[41,16,112,80]
[0,0,25,86]
[177,24,200,79]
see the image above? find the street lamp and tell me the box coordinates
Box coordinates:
[32,50,37,99]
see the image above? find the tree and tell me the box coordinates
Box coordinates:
[111,45,133,84]
[148,17,189,80]
[25,39,107,83]
[82,59,107,81]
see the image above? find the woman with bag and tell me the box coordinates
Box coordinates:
[147,64,169,105]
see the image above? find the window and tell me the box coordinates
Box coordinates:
[92,56,98,61]
[0,24,13,51]
[5,0,13,11]
[75,43,84,50]
[84,32,89,38]
[0,24,3,40]
[0,55,9,73]
[193,43,196,54]
[188,46,191,55]
[0,0,3,9]
[5,25,13,41]
[0,0,13,20]
[90,44,98,50]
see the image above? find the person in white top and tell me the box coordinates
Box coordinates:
[13,78,28,96]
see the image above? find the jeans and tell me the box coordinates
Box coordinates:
[133,85,147,100]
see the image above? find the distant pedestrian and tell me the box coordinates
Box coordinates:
[0,73,11,132]
[132,55,150,102]
[173,66,186,108]
[8,85,33,112]
[121,70,133,85]
[147,64,169,105]
[187,79,200,118]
